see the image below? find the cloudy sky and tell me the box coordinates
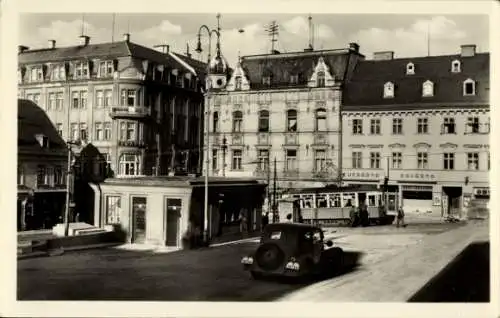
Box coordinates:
[19,13,489,66]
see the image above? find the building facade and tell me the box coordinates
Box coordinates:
[205,44,364,196]
[18,34,206,179]
[342,45,490,217]
[17,99,69,230]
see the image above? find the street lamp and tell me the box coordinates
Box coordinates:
[64,140,81,236]
[196,13,222,246]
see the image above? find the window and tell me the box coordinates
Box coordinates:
[451,60,461,73]
[466,117,480,134]
[422,80,434,97]
[258,149,269,171]
[262,76,271,86]
[51,65,64,81]
[125,122,136,141]
[212,149,218,171]
[74,61,89,79]
[290,74,299,84]
[392,152,402,169]
[33,93,40,106]
[17,165,24,185]
[443,153,455,170]
[370,152,381,169]
[79,123,87,141]
[56,123,63,136]
[121,89,136,106]
[442,117,455,134]
[235,76,242,90]
[70,123,78,141]
[258,110,270,132]
[370,119,381,135]
[383,82,394,98]
[30,66,43,82]
[232,111,243,132]
[212,111,219,133]
[417,118,428,134]
[392,118,403,134]
[285,149,297,171]
[317,71,325,87]
[463,79,476,96]
[406,62,415,75]
[47,92,56,110]
[352,152,362,168]
[99,61,114,77]
[232,149,242,170]
[104,122,112,140]
[96,90,104,108]
[119,153,140,176]
[36,165,48,186]
[71,90,86,109]
[106,196,121,224]
[56,92,64,110]
[467,152,479,170]
[417,152,428,169]
[104,90,112,107]
[95,122,103,140]
[314,149,327,172]
[287,109,297,132]
[54,166,64,185]
[72,91,79,108]
[352,119,363,134]
[315,108,327,132]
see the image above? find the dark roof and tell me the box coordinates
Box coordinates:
[240,49,355,89]
[103,176,263,187]
[343,53,490,109]
[18,99,67,156]
[18,40,207,76]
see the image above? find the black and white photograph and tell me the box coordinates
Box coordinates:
[1,0,498,317]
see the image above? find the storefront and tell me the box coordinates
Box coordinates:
[91,176,266,247]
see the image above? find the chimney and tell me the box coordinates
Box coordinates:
[461,44,476,57]
[166,45,170,54]
[349,42,360,53]
[123,33,130,42]
[18,45,30,54]
[185,43,191,58]
[48,39,56,49]
[79,35,90,46]
[373,51,394,61]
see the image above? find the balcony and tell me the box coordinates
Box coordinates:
[117,140,146,148]
[284,133,298,145]
[109,106,151,119]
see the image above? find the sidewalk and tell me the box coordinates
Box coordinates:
[278,220,488,302]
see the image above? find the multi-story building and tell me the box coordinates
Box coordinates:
[206,44,364,194]
[17,99,69,230]
[342,45,490,217]
[18,34,207,223]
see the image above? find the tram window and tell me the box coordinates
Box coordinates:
[303,195,314,208]
[343,193,355,207]
[328,193,341,207]
[368,195,376,207]
[316,194,327,208]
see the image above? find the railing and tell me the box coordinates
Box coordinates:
[110,106,151,117]
[117,140,146,148]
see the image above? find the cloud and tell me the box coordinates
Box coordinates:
[136,19,182,41]
[282,16,334,39]
[349,16,468,59]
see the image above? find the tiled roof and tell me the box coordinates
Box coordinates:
[18,40,207,76]
[240,49,354,89]
[18,99,67,156]
[343,53,490,109]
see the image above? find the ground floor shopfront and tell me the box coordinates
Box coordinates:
[17,188,66,231]
[90,177,267,247]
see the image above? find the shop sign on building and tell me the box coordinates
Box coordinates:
[343,170,382,180]
[399,172,436,181]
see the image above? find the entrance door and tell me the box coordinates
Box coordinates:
[165,198,182,246]
[132,197,147,244]
[386,193,398,215]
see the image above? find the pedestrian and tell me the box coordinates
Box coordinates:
[360,204,369,227]
[239,211,248,236]
[262,212,269,230]
[396,205,406,228]
[349,205,356,227]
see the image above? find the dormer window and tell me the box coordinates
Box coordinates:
[35,134,49,148]
[451,60,461,73]
[74,61,89,79]
[98,60,114,78]
[406,62,415,75]
[30,66,43,82]
[262,76,271,86]
[383,82,394,98]
[290,74,299,84]
[422,80,434,97]
[51,64,66,81]
[235,76,242,90]
[317,71,325,87]
[463,78,476,96]
[18,69,22,83]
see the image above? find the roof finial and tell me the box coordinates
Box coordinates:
[308,14,314,50]
[216,13,222,57]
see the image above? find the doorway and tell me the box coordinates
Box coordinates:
[132,197,147,244]
[165,198,182,246]
[442,186,463,217]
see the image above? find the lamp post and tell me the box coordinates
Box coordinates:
[196,14,222,246]
[64,140,81,236]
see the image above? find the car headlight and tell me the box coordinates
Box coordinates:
[285,260,300,271]
[241,256,254,264]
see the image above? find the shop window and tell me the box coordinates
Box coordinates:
[106,196,121,224]
[119,153,140,176]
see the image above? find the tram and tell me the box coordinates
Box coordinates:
[278,184,398,226]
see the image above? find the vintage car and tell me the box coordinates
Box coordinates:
[241,223,343,280]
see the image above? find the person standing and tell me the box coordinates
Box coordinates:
[349,205,357,227]
[262,212,269,231]
[396,205,406,228]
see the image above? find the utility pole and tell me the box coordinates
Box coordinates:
[273,157,277,222]
[64,145,72,236]
[222,135,227,177]
[267,151,271,217]
[266,21,279,53]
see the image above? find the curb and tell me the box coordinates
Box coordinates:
[209,236,260,247]
[17,242,122,260]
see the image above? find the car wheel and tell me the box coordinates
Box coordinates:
[331,247,344,272]
[250,271,263,280]
[255,243,285,271]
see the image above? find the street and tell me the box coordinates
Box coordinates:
[18,220,467,301]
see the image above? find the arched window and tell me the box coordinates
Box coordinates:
[232,110,243,132]
[406,62,415,75]
[463,78,476,96]
[287,109,297,132]
[451,60,461,73]
[383,82,394,98]
[422,80,434,97]
[119,153,140,176]
[235,76,242,90]
[212,111,219,133]
[258,110,269,132]
[315,108,327,132]
[317,71,325,87]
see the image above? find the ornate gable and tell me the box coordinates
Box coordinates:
[226,59,250,92]
[308,56,335,88]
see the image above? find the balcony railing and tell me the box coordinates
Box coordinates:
[117,140,146,148]
[109,106,151,118]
